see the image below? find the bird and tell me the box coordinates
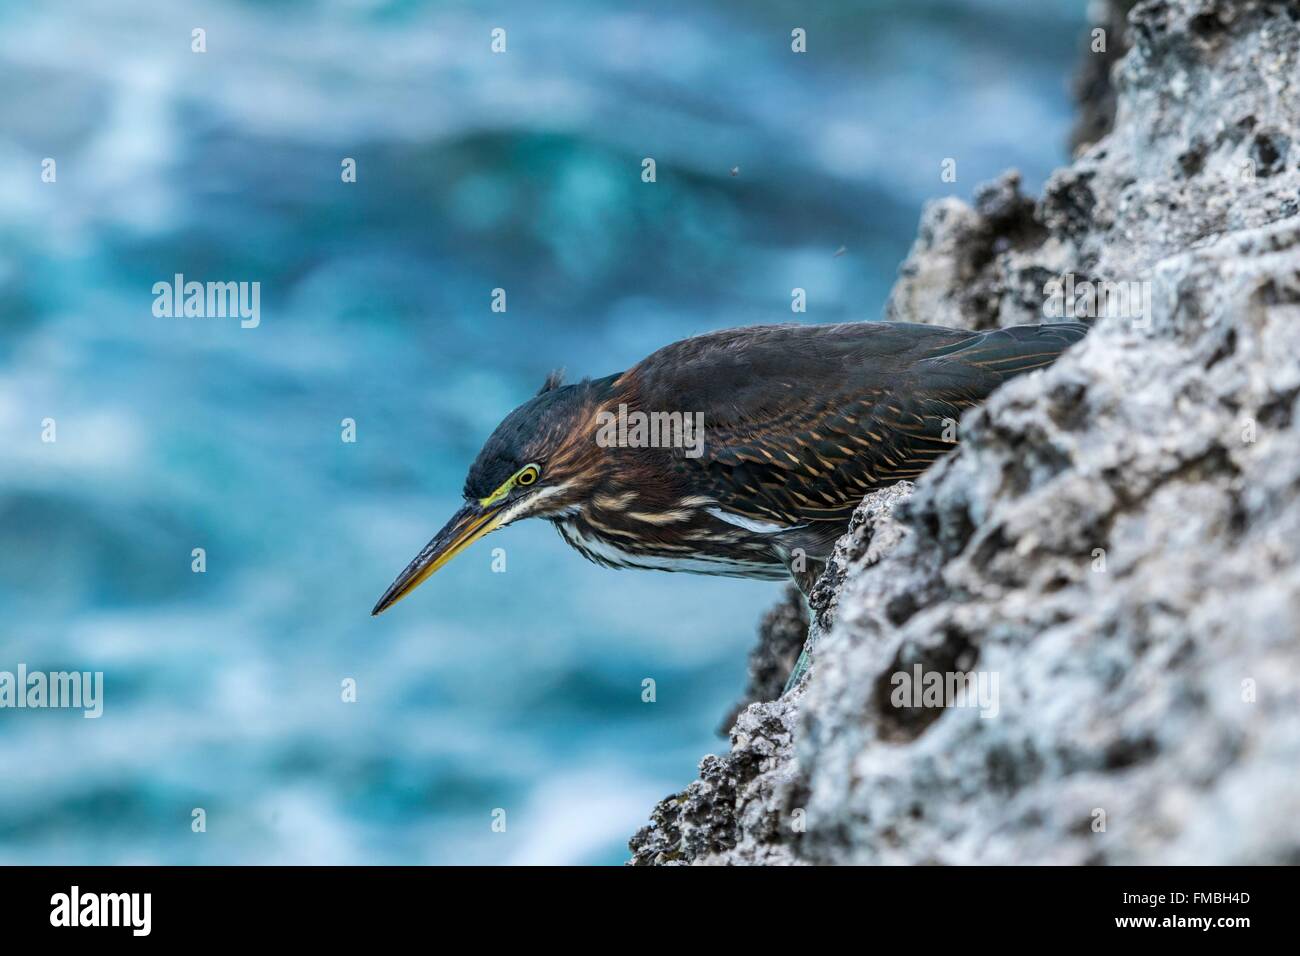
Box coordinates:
[371,320,1088,617]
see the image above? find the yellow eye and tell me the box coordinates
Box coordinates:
[516,464,540,486]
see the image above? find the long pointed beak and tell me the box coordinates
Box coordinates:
[371,502,504,616]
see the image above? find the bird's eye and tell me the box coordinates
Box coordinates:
[516,464,540,486]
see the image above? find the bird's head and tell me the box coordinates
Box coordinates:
[371,371,614,615]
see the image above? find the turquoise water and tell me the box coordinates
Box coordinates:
[0,0,1084,863]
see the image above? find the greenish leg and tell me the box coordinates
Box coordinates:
[781,556,825,696]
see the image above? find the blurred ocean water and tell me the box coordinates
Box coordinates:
[0,0,1084,864]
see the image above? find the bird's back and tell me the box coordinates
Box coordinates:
[619,320,1088,530]
[626,321,1082,409]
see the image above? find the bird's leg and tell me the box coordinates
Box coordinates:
[781,554,825,695]
[786,554,825,600]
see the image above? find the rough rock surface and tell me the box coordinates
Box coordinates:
[1070,0,1139,151]
[629,485,914,866]
[630,0,1300,865]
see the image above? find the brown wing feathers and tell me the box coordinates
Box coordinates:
[633,321,1086,528]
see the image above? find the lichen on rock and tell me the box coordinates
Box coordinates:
[630,0,1300,865]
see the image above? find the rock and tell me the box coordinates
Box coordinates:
[805,481,916,636]
[884,170,1051,332]
[629,485,916,865]
[630,0,1300,865]
[1070,0,1140,152]
[628,693,804,866]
